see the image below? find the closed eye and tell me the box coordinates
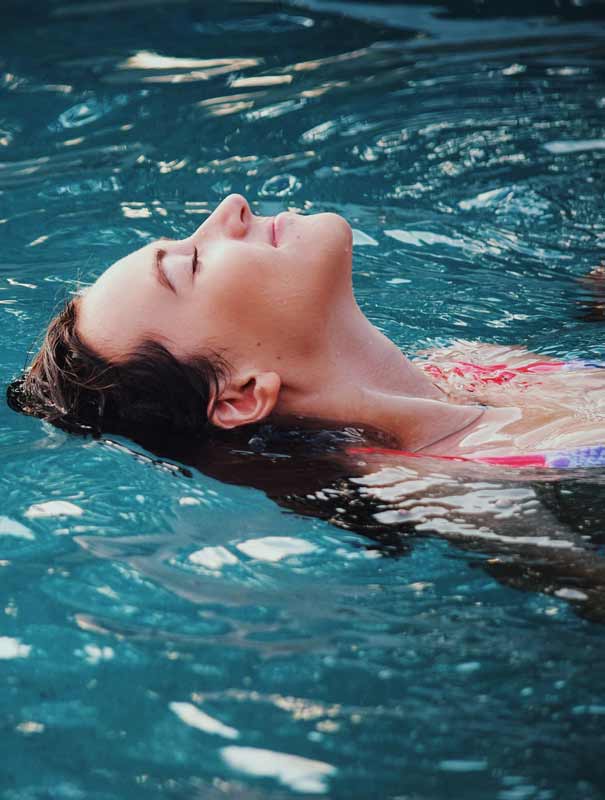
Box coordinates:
[154,248,176,294]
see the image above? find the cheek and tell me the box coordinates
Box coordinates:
[174,227,351,355]
[170,263,266,352]
[193,273,304,355]
[201,243,285,311]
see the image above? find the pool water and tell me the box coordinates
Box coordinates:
[2,0,605,797]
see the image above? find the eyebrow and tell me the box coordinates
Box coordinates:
[154,248,176,295]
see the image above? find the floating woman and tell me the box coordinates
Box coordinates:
[7,193,605,471]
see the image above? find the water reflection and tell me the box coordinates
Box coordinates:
[112,51,260,84]
[88,424,605,623]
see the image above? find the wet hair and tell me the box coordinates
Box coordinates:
[6,298,228,438]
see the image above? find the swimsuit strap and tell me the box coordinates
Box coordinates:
[422,357,605,390]
[397,356,605,466]
[449,358,605,374]
[347,445,605,470]
[357,357,605,468]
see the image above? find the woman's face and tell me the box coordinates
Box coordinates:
[78,194,353,369]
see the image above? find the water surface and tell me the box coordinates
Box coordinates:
[1,1,605,798]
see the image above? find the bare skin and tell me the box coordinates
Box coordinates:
[77,194,605,457]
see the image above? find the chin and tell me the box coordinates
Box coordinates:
[311,211,353,254]
[319,210,351,234]
[310,212,353,293]
[283,210,353,292]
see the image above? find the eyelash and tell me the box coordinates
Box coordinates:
[155,247,173,291]
[154,243,199,292]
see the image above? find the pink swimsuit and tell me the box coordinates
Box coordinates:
[347,358,605,470]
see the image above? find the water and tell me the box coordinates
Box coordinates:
[2,0,605,797]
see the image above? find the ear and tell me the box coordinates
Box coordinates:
[209,371,281,430]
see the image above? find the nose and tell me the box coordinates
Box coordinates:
[194,193,251,240]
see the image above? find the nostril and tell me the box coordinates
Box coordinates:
[240,205,246,223]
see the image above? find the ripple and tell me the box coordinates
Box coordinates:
[458,185,554,218]
[40,175,122,198]
[245,97,307,121]
[259,173,301,197]
[170,701,239,739]
[544,138,605,154]
[195,12,315,34]
[221,746,336,794]
[352,229,378,246]
[0,516,34,540]
[0,122,20,147]
[0,636,31,659]
[384,228,494,254]
[105,51,260,85]
[235,536,317,562]
[0,142,152,189]
[24,500,84,519]
[52,0,192,16]
[302,118,347,143]
[3,4,605,797]
[57,95,129,129]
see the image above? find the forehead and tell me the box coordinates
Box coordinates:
[76,243,161,360]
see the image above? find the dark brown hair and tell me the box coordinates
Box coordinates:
[6,297,228,438]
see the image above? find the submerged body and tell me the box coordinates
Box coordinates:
[412,341,605,461]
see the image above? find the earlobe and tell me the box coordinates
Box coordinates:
[209,372,281,430]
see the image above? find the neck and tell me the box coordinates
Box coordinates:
[274,301,484,451]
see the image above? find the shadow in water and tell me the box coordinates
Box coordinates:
[102,421,605,623]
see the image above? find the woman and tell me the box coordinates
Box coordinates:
[8,194,605,466]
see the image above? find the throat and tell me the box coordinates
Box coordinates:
[275,307,480,450]
[356,390,486,452]
[326,310,444,401]
[278,379,485,454]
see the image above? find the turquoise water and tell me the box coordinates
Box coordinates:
[2,0,605,797]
